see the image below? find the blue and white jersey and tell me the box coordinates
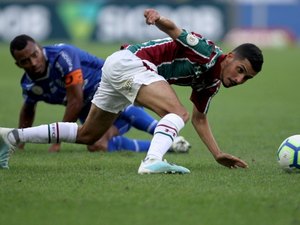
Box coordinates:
[20,44,104,106]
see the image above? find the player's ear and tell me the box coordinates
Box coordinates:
[227,52,234,59]
[224,52,234,64]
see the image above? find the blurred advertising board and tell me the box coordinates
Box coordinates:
[0,1,229,42]
[224,28,295,48]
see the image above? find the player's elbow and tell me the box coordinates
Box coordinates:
[191,112,207,127]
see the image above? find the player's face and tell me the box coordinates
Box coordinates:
[220,52,257,88]
[13,41,47,79]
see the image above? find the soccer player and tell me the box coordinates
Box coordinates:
[6,34,189,154]
[0,9,263,173]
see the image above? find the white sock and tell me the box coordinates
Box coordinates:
[9,122,78,145]
[145,113,185,161]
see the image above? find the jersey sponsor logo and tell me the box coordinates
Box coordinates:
[31,85,44,95]
[60,51,73,71]
[186,34,199,46]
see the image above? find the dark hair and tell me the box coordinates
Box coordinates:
[232,43,264,73]
[10,34,36,57]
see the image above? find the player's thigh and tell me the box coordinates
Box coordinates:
[77,104,119,144]
[135,81,188,120]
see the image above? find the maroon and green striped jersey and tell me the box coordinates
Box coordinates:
[125,30,225,114]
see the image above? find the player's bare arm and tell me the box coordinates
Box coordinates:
[62,68,85,122]
[63,84,84,122]
[191,106,248,169]
[19,103,36,129]
[191,106,222,157]
[144,9,182,40]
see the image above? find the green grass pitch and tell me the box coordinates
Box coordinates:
[0,42,300,225]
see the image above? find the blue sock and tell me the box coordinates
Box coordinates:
[107,136,150,152]
[121,105,158,134]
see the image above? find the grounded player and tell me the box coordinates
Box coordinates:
[0,9,263,173]
[5,34,190,155]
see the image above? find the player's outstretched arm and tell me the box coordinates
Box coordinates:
[144,8,182,40]
[191,106,248,169]
[19,103,36,129]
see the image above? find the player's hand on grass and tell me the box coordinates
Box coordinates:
[48,143,61,153]
[215,152,248,169]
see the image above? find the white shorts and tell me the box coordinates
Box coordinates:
[92,50,165,113]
